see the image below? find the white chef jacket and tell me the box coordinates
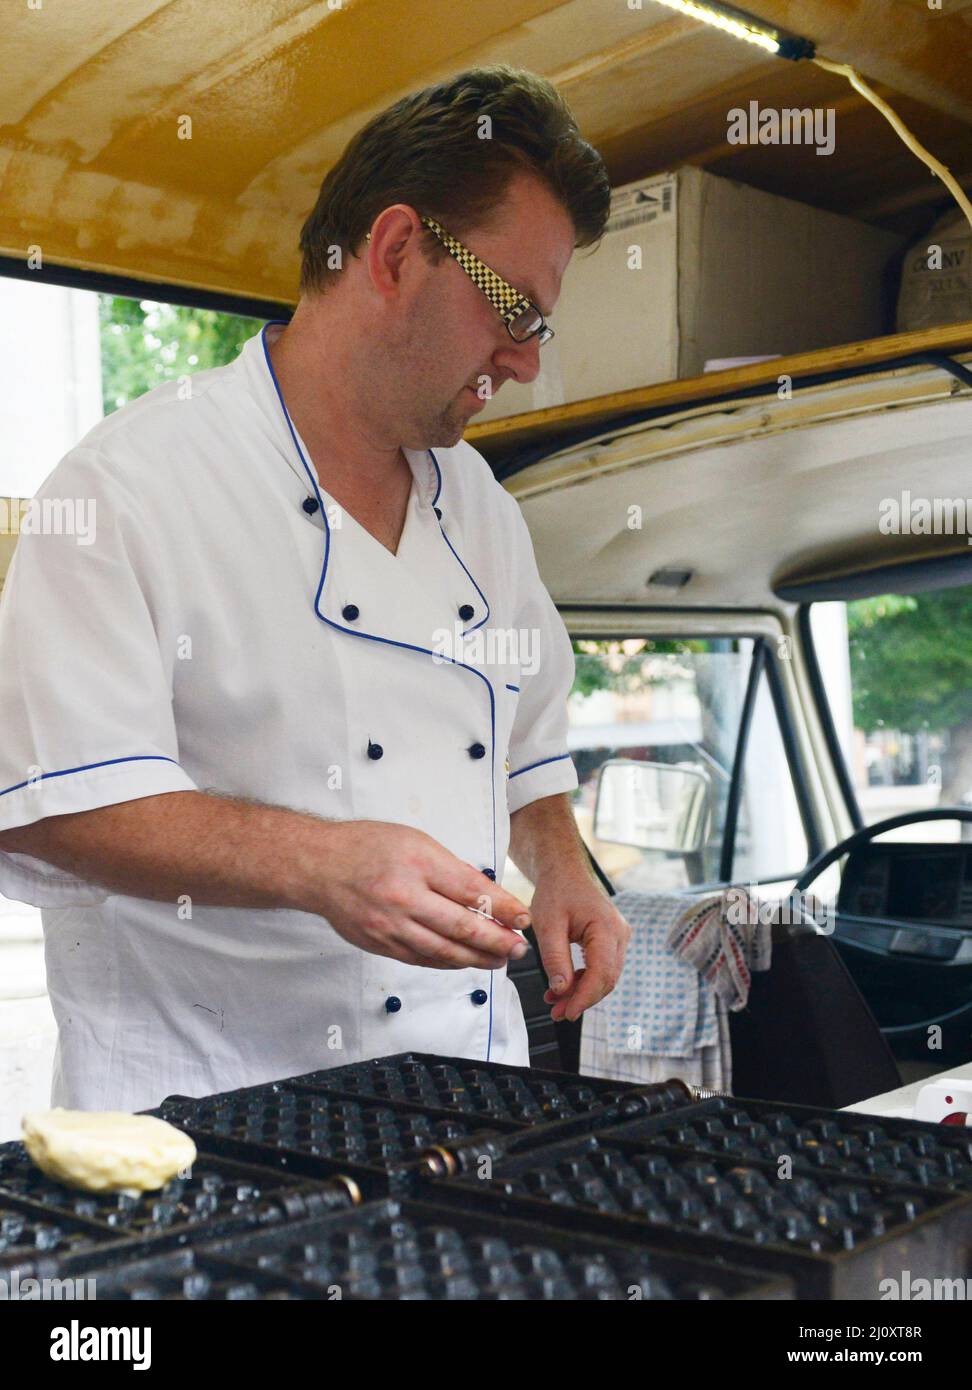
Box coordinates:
[0,322,578,1112]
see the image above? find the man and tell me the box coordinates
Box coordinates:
[0,66,629,1111]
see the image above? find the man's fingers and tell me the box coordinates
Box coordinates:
[414,892,529,961]
[537,914,574,1001]
[549,969,582,1021]
[551,928,619,1021]
[427,857,533,932]
[394,920,514,971]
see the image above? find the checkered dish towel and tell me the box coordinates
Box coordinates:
[579,887,771,1093]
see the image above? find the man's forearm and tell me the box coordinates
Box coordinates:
[0,790,331,911]
[508,792,599,889]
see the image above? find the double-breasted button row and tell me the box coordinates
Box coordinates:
[304,497,446,527]
[339,599,473,623]
[363,740,486,761]
[384,991,488,1013]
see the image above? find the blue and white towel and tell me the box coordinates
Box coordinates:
[580,888,771,1093]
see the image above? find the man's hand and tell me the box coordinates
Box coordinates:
[303,820,533,971]
[530,873,630,1022]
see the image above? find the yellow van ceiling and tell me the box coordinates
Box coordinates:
[1,0,970,306]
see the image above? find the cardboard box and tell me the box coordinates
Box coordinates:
[476,166,903,422]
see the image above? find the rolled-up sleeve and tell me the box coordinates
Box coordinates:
[505,501,578,816]
[0,446,198,905]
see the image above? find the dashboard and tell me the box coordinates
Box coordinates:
[839,844,972,928]
[836,842,972,970]
[835,842,972,1046]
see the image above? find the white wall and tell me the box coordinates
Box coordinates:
[0,281,103,1135]
[0,279,102,496]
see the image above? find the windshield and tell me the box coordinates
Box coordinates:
[812,591,972,840]
[546,638,810,895]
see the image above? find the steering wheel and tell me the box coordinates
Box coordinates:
[792,807,972,896]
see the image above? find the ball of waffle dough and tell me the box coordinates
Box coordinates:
[22,1109,197,1193]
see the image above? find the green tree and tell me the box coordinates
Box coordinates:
[570,638,742,876]
[98,297,262,415]
[571,637,706,697]
[848,590,972,804]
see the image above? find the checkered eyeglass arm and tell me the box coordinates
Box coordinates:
[420,216,531,325]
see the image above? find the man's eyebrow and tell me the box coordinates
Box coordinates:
[487,251,551,316]
[516,280,552,317]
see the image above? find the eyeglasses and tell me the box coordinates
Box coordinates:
[365,218,554,346]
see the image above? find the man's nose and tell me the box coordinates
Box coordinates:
[493,335,542,387]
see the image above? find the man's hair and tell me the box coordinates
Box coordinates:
[298,65,611,295]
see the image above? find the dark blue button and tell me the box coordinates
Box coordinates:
[367,741,384,760]
[471,989,488,1006]
[384,996,402,1013]
[468,742,487,759]
[433,506,442,520]
[459,603,475,621]
[302,497,320,514]
[481,869,496,881]
[342,604,359,621]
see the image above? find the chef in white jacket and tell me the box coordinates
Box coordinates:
[0,67,629,1111]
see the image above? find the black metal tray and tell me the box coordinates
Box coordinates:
[16,1055,972,1300]
[434,1130,972,1299]
[158,1085,516,1196]
[0,1195,120,1275]
[156,1058,689,1192]
[84,1197,794,1301]
[280,1051,676,1126]
[53,1244,304,1300]
[600,1095,972,1194]
[0,1139,351,1277]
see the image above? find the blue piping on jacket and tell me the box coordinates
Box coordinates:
[509,752,574,780]
[435,507,490,635]
[0,754,182,800]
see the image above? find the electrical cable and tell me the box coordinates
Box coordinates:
[647,4,972,235]
[811,55,972,235]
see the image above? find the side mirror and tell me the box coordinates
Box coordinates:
[593,758,711,855]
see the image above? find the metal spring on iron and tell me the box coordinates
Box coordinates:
[688,1085,730,1101]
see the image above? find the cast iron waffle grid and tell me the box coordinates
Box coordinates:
[9,1053,972,1299]
[80,1197,794,1301]
[0,1201,110,1271]
[0,1139,350,1277]
[65,1246,303,1301]
[599,1096,972,1194]
[436,1130,972,1299]
[285,1051,640,1125]
[157,1054,684,1195]
[158,1085,517,1195]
